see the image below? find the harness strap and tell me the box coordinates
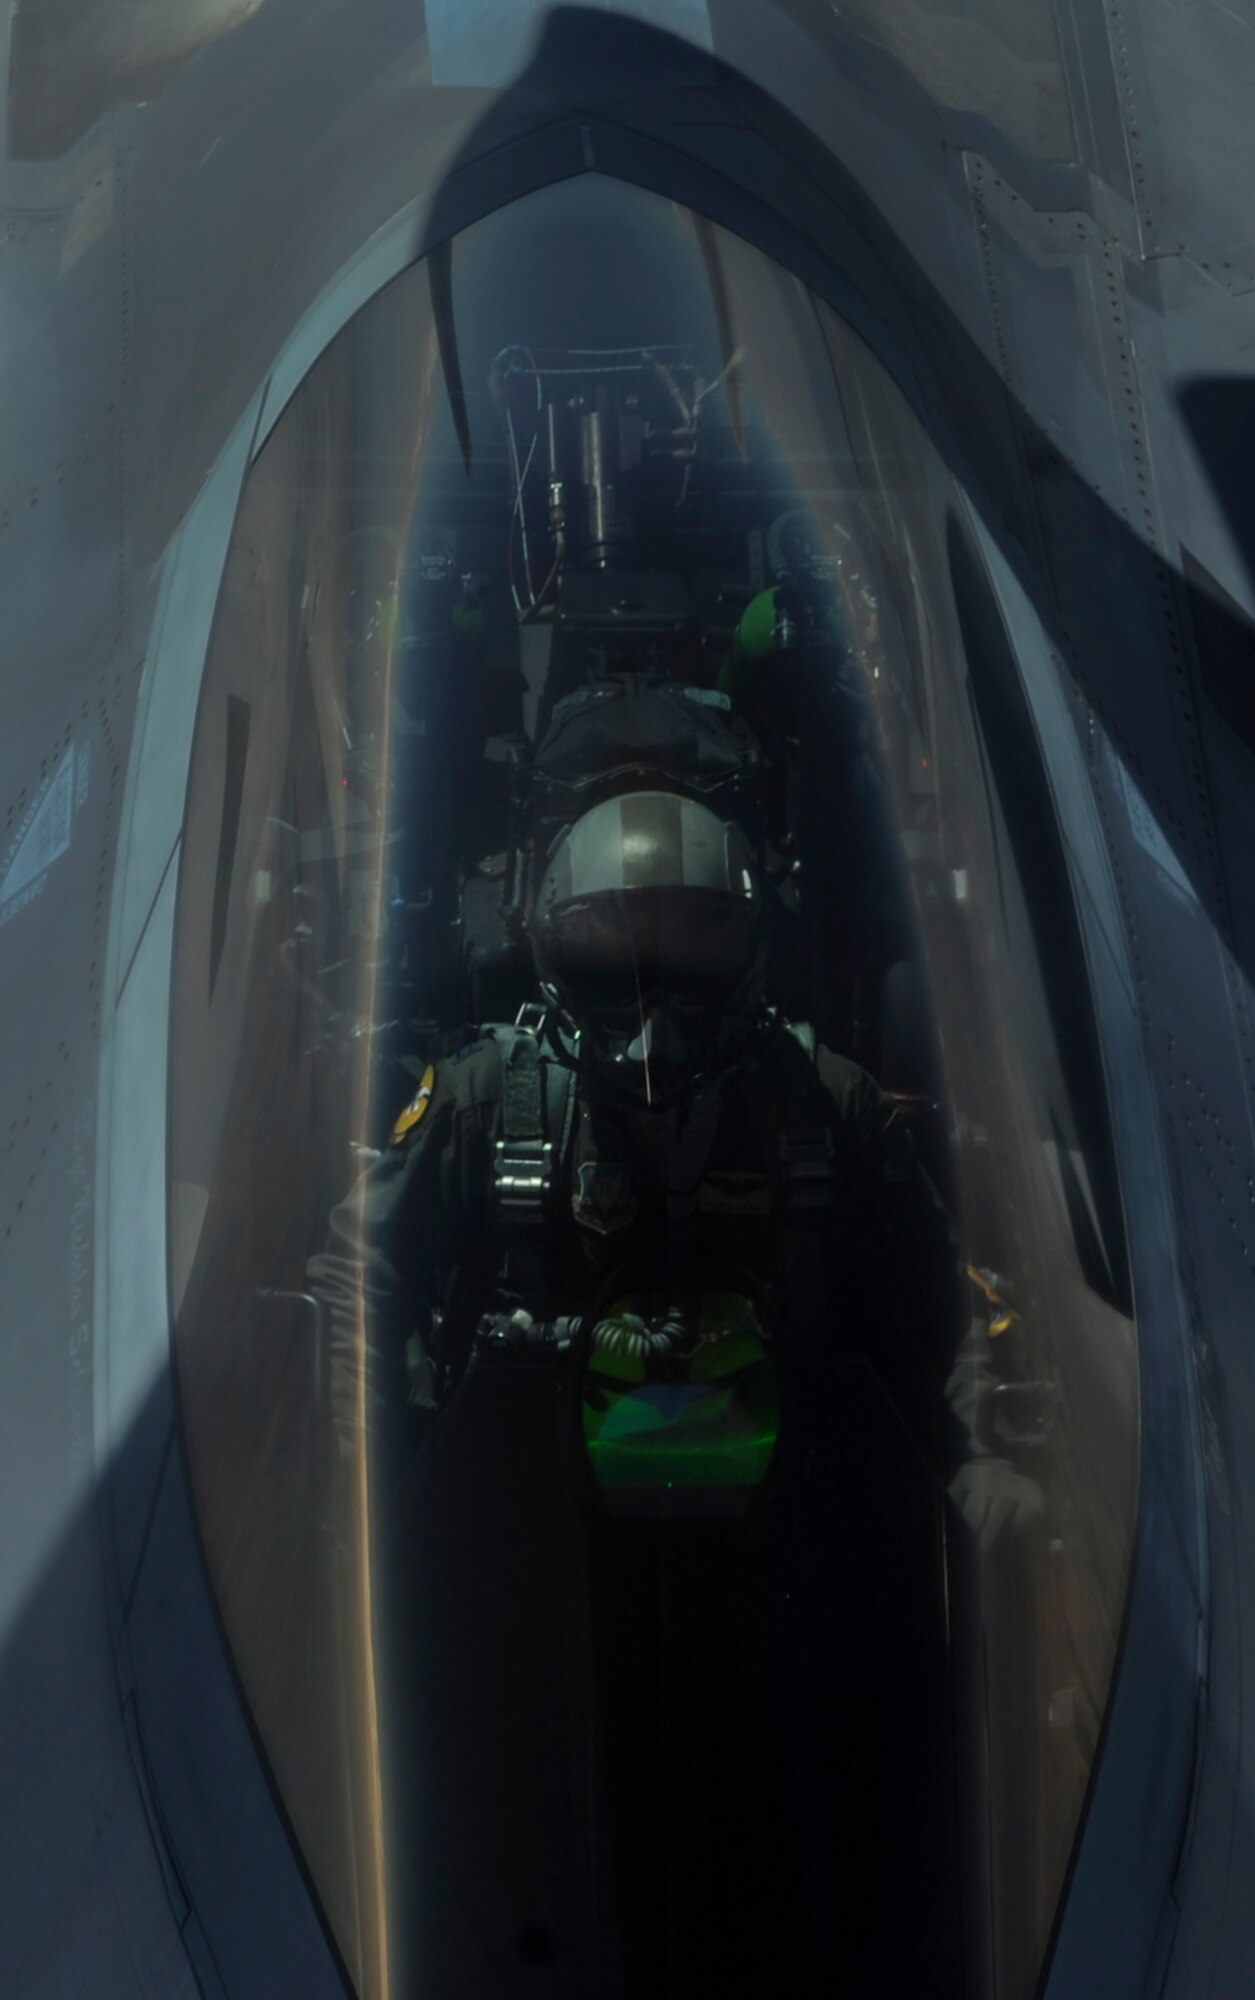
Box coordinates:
[666,1086,724,1266]
[492,1025,576,1301]
[764,1024,836,1340]
[494,1028,552,1214]
[550,1055,579,1178]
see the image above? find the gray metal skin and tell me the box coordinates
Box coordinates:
[1,2,1251,1995]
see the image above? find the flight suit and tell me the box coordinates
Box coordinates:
[307,1015,948,1459]
[306,1017,958,1998]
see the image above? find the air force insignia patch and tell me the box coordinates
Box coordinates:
[391,1064,436,1145]
[572,1160,638,1235]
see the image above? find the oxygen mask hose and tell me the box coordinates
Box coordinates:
[590,1310,686,1374]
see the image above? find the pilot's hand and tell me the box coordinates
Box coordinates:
[949,1458,1045,1552]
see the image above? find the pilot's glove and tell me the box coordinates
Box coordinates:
[948,1458,1045,1553]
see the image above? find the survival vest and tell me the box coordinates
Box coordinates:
[488,1015,836,1329]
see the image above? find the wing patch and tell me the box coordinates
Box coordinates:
[698,1171,773,1215]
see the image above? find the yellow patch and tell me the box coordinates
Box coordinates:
[391,1064,436,1144]
[967,1265,1019,1338]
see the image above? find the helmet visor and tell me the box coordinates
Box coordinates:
[536,887,759,1011]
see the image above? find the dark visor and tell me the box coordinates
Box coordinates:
[535,888,758,1002]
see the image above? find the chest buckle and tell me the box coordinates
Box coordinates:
[494,1136,554,1216]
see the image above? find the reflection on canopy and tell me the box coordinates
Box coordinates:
[170,174,1137,2000]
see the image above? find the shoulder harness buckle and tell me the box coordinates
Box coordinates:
[494,1136,555,1214]
[492,1017,574,1223]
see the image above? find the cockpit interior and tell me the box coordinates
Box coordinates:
[165,174,1139,2000]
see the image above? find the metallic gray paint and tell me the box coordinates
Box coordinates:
[2,1,1252,1993]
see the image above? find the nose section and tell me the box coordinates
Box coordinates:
[157,158,1142,2000]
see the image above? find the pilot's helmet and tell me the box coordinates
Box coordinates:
[530,790,767,1106]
